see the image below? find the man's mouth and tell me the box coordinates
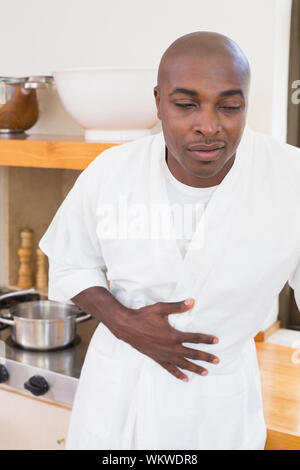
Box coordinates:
[187,144,225,162]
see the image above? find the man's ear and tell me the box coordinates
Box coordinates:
[153,86,161,120]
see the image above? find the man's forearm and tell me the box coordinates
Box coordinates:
[71,286,128,333]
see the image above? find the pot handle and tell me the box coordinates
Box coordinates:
[75,314,91,324]
[0,287,36,302]
[0,316,15,326]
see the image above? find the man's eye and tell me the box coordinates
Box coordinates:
[219,106,241,110]
[175,103,195,108]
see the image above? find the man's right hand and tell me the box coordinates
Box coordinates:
[71,287,219,382]
[110,298,220,382]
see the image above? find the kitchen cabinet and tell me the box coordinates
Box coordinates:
[0,387,71,450]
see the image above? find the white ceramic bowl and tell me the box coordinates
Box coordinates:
[53,67,159,142]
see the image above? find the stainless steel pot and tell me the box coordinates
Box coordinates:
[0,299,91,351]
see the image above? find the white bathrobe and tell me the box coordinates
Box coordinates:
[39,126,300,450]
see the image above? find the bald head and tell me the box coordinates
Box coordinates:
[157,31,250,92]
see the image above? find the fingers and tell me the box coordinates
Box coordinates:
[155,360,189,382]
[176,358,209,376]
[179,332,219,345]
[152,300,219,346]
[178,345,220,364]
[155,357,211,381]
[155,298,195,316]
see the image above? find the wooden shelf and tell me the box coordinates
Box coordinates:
[0,134,119,170]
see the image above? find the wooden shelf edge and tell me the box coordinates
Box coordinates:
[0,135,119,170]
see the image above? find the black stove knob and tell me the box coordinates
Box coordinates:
[24,375,49,396]
[0,364,9,383]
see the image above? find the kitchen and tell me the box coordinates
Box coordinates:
[0,0,300,451]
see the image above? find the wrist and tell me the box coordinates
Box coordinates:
[105,305,134,338]
[71,286,134,339]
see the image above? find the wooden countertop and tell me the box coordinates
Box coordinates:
[0,134,118,170]
[256,341,300,450]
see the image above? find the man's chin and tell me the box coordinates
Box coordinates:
[187,161,223,179]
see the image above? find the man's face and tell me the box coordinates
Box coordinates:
[154,54,248,184]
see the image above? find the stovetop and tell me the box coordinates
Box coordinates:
[0,289,99,379]
[0,289,100,406]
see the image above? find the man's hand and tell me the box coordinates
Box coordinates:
[71,287,219,382]
[111,298,219,382]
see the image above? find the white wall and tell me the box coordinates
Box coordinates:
[1,0,292,140]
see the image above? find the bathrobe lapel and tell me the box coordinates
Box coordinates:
[149,128,252,316]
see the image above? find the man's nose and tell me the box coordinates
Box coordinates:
[192,107,221,137]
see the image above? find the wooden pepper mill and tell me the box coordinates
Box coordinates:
[17,228,34,289]
[36,247,48,289]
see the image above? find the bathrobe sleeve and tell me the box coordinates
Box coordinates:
[38,162,109,304]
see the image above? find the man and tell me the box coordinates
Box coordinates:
[39,31,300,450]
